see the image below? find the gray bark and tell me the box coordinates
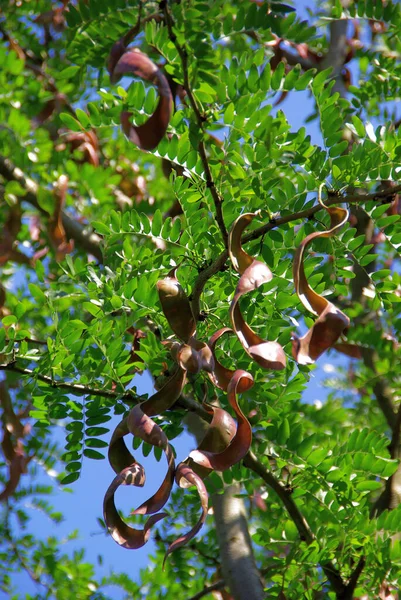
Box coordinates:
[212,484,265,600]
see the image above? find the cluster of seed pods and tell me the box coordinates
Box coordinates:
[103,202,350,561]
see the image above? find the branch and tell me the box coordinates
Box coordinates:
[0,361,209,419]
[373,402,401,516]
[163,1,228,248]
[191,251,228,320]
[4,337,47,346]
[191,185,401,319]
[186,580,225,600]
[276,43,316,70]
[389,403,401,458]
[320,18,349,97]
[244,185,401,244]
[243,451,346,597]
[243,452,313,543]
[0,361,133,400]
[343,556,366,600]
[0,155,103,262]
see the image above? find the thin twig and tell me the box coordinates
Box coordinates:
[0,362,132,399]
[163,1,228,248]
[186,579,225,600]
[245,184,401,244]
[5,337,47,346]
[0,361,210,419]
[243,451,346,597]
[244,452,314,543]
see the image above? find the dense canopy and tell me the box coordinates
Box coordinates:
[1,1,401,599]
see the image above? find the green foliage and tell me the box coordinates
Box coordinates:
[2,0,401,598]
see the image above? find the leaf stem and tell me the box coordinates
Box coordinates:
[0,361,209,419]
[185,579,225,600]
[163,1,228,248]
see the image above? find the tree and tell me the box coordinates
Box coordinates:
[1,0,401,598]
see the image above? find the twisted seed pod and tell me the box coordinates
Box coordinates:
[103,367,185,549]
[228,213,286,370]
[293,190,349,364]
[107,22,173,151]
[189,370,254,472]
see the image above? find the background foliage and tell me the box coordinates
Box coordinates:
[1,0,401,598]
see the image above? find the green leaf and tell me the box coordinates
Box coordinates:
[297,435,316,458]
[82,302,103,318]
[85,438,108,448]
[83,449,105,460]
[85,415,112,426]
[307,448,328,467]
[60,472,80,485]
[294,68,317,91]
[355,480,383,492]
[152,209,162,236]
[224,103,235,125]
[58,65,81,79]
[351,115,365,137]
[93,221,110,235]
[60,112,82,132]
[75,108,91,128]
[271,61,285,91]
[2,315,17,326]
[85,427,109,437]
[277,418,290,445]
[28,283,46,303]
[312,67,333,92]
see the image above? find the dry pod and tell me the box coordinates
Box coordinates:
[228,212,286,370]
[292,187,350,364]
[108,22,173,151]
[189,370,254,472]
[157,268,196,343]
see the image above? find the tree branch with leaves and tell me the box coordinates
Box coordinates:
[1,1,401,599]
